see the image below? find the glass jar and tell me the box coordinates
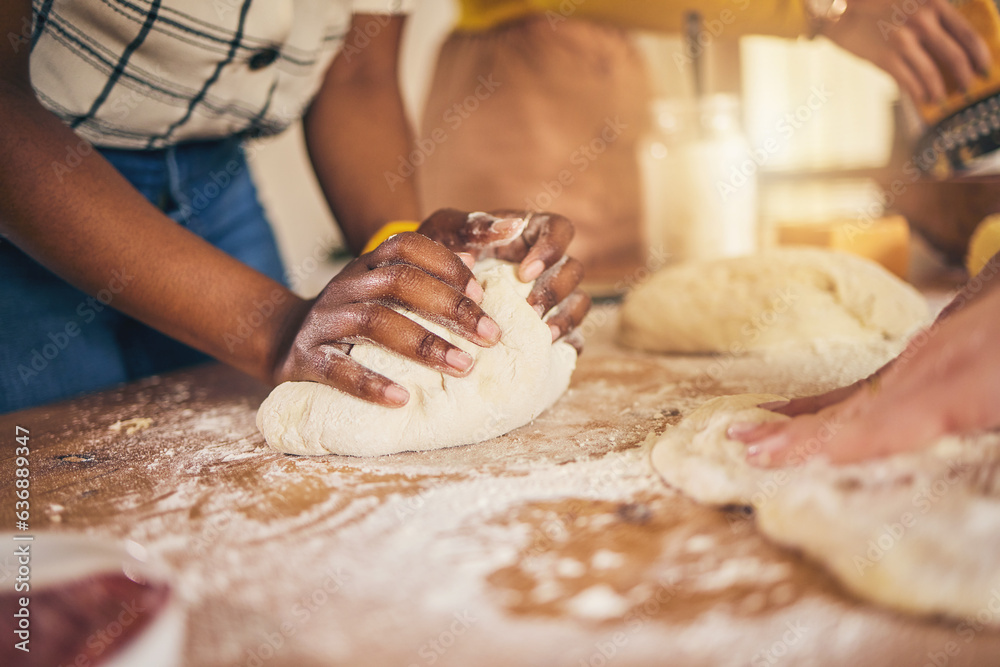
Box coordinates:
[640,93,759,263]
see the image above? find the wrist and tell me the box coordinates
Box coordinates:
[256,292,312,386]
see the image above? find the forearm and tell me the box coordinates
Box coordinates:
[0,82,308,383]
[303,14,420,254]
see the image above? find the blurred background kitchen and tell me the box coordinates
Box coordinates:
[252,0,998,297]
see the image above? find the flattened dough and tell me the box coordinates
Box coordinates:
[757,438,1000,622]
[257,260,577,456]
[650,394,794,506]
[652,393,1000,622]
[619,248,929,353]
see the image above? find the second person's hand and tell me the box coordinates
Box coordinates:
[821,0,991,104]
[730,283,1000,466]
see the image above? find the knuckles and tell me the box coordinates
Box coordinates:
[415,330,443,360]
[548,291,592,331]
[376,231,422,259]
[531,282,560,312]
[531,212,575,245]
[345,302,389,337]
[355,368,389,399]
[567,290,593,321]
[909,11,935,32]
[451,294,481,327]
[562,257,585,284]
[531,259,585,312]
[378,263,423,296]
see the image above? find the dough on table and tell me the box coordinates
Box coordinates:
[758,435,1000,623]
[618,248,929,353]
[257,259,577,456]
[649,394,793,507]
[652,393,1000,622]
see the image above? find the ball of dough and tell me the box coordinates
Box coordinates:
[256,260,577,456]
[618,249,929,353]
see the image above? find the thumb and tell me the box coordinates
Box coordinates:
[418,209,528,252]
[459,211,529,249]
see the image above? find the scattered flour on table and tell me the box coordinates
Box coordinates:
[57,301,947,666]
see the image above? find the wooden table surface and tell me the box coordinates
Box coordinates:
[2,302,998,667]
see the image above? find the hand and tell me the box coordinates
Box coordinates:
[821,0,992,104]
[731,281,1000,466]
[272,232,501,407]
[417,208,591,344]
[772,250,1000,419]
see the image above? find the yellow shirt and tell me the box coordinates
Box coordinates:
[455,0,808,38]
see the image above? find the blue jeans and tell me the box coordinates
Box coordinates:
[0,138,286,414]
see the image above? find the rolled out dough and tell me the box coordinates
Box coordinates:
[257,259,577,456]
[649,394,794,507]
[618,248,929,353]
[757,436,1000,622]
[652,393,1000,622]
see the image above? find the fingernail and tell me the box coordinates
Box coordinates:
[477,316,502,343]
[521,259,545,282]
[466,279,484,303]
[549,324,560,341]
[757,400,789,411]
[457,252,476,269]
[745,433,788,463]
[446,348,474,372]
[385,385,409,406]
[727,422,763,440]
[532,303,546,318]
[746,445,772,467]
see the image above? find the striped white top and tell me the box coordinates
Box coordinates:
[28,0,414,149]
